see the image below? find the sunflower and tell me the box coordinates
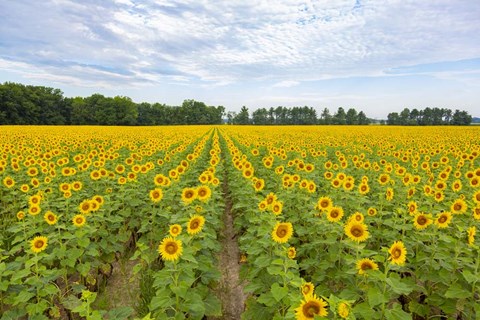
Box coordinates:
[470,177,479,188]
[451,198,467,214]
[287,247,296,259]
[71,181,83,191]
[196,185,212,202]
[28,204,41,216]
[434,191,445,202]
[295,293,328,320]
[92,195,104,206]
[388,241,407,266]
[44,211,58,225]
[468,226,476,246]
[17,211,25,220]
[337,302,350,319]
[474,206,480,220]
[73,214,86,227]
[158,237,183,262]
[358,183,370,195]
[258,200,268,211]
[169,224,182,237]
[20,184,30,193]
[356,258,379,275]
[31,236,48,253]
[452,180,462,192]
[367,207,377,216]
[317,196,333,212]
[473,191,480,204]
[3,176,15,188]
[149,188,163,203]
[385,187,394,201]
[79,200,92,214]
[187,215,205,235]
[265,192,277,206]
[88,200,99,212]
[348,212,364,223]
[378,174,390,185]
[413,213,433,230]
[344,221,369,242]
[301,282,315,297]
[343,180,354,191]
[407,201,418,215]
[327,206,344,223]
[307,181,316,193]
[254,178,265,192]
[272,222,293,243]
[181,187,197,204]
[272,201,283,215]
[435,211,452,228]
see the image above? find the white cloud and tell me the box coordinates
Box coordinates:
[272,80,300,87]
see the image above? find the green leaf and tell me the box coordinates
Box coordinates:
[258,292,277,307]
[204,294,222,317]
[77,262,91,277]
[353,301,378,319]
[107,307,134,320]
[386,276,414,295]
[367,287,387,307]
[444,283,471,299]
[26,300,49,316]
[271,283,289,302]
[462,270,478,284]
[267,265,283,276]
[13,290,35,305]
[385,303,412,320]
[150,289,174,311]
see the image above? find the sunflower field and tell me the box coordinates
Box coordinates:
[0,125,479,320]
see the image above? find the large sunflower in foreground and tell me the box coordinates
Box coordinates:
[295,293,328,320]
[158,237,183,262]
[187,215,205,235]
[272,222,293,243]
[388,241,407,266]
[31,236,48,253]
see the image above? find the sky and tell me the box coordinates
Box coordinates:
[0,0,479,119]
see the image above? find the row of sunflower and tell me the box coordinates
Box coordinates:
[220,125,480,319]
[0,126,223,319]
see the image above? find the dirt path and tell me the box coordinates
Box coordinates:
[210,156,246,319]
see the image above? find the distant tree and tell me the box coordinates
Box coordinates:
[319,108,332,125]
[357,111,369,125]
[252,108,268,125]
[234,106,250,125]
[333,107,347,125]
[346,108,358,125]
[399,108,410,125]
[387,112,400,125]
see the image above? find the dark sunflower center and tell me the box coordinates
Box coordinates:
[166,243,177,254]
[186,191,194,198]
[361,262,372,270]
[48,215,55,221]
[190,220,200,229]
[330,210,339,218]
[351,226,363,237]
[76,218,83,224]
[199,190,206,197]
[393,248,401,258]
[417,216,427,225]
[320,201,328,208]
[438,216,447,223]
[35,240,44,248]
[276,226,288,237]
[82,204,90,210]
[302,301,320,317]
[454,204,461,211]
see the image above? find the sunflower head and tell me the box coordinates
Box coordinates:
[435,211,452,228]
[388,241,407,266]
[169,224,182,237]
[196,185,212,201]
[31,236,48,253]
[272,222,293,244]
[287,247,296,259]
[295,293,328,319]
[356,258,379,275]
[181,188,197,204]
[44,211,58,225]
[413,213,433,230]
[187,215,205,235]
[149,188,163,203]
[344,221,369,243]
[327,206,344,222]
[301,282,315,297]
[317,196,332,211]
[158,237,183,262]
[73,214,86,227]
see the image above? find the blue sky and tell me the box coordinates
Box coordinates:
[1,0,479,119]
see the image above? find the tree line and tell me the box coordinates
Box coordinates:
[387,107,472,125]
[0,82,224,125]
[228,106,371,125]
[0,82,474,126]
